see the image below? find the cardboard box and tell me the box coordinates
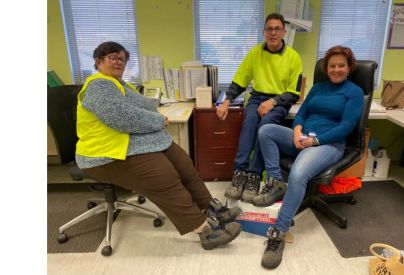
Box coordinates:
[227,198,282,236]
[337,128,371,177]
[196,86,213,108]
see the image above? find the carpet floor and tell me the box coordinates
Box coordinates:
[47,183,130,253]
[314,180,404,258]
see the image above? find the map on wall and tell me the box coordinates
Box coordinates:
[388,3,404,49]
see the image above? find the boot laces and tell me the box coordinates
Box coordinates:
[245,175,260,191]
[232,172,245,189]
[260,183,273,194]
[263,238,281,251]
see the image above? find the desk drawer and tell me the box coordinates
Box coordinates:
[193,108,243,180]
[195,147,237,180]
[194,109,243,147]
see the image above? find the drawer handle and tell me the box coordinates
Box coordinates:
[213,131,226,135]
[214,162,227,165]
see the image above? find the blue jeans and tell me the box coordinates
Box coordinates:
[233,94,289,172]
[257,124,345,232]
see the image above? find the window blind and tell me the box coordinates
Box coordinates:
[194,0,264,88]
[60,0,141,84]
[318,0,391,88]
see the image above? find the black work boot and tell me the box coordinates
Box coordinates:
[205,198,242,226]
[199,217,242,250]
[225,170,248,200]
[241,173,261,203]
[252,177,287,207]
[261,226,286,269]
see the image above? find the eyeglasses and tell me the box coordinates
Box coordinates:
[264,27,284,34]
[106,55,127,64]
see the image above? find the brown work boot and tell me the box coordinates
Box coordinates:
[253,177,287,207]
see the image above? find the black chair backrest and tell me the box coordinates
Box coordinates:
[47,85,82,164]
[313,59,378,152]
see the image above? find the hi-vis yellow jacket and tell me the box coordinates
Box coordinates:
[76,73,138,160]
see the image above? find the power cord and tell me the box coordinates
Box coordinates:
[384,134,404,149]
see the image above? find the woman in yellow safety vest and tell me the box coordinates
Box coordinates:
[76,41,242,250]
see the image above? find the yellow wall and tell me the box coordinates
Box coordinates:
[379,0,404,96]
[47,0,71,84]
[47,0,404,159]
[47,0,404,94]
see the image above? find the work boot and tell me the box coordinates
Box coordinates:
[205,198,242,226]
[261,227,286,269]
[252,177,287,207]
[199,217,242,250]
[241,173,261,203]
[225,170,248,200]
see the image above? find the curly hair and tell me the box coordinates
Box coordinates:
[321,45,357,73]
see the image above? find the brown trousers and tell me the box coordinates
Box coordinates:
[83,142,212,235]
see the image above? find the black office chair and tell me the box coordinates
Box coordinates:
[281,59,378,229]
[47,85,163,256]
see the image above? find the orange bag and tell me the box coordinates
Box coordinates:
[318,177,362,194]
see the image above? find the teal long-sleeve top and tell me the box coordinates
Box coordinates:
[293,80,364,145]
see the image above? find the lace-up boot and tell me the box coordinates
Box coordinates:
[241,173,261,203]
[252,177,287,207]
[261,227,286,269]
[225,170,248,200]
[199,216,242,250]
[205,198,242,226]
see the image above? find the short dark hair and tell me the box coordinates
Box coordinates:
[322,45,357,73]
[93,41,130,70]
[264,13,285,28]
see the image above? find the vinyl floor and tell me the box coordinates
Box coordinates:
[47,174,372,275]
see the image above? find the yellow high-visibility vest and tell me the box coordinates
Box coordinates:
[76,73,138,160]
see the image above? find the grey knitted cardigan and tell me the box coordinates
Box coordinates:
[76,78,172,169]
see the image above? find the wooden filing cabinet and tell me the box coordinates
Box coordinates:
[193,108,243,181]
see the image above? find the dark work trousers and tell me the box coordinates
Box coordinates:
[83,142,213,235]
[233,94,289,172]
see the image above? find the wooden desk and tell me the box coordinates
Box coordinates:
[48,102,195,162]
[158,102,195,155]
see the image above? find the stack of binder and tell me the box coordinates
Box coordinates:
[179,61,207,100]
[163,68,180,101]
[205,65,219,101]
[163,62,218,103]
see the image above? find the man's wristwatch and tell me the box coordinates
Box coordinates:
[270,98,277,106]
[312,137,320,146]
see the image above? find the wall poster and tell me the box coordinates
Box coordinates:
[387,3,404,49]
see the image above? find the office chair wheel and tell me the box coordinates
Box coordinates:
[138,195,146,204]
[87,201,97,209]
[348,198,357,205]
[153,218,163,227]
[101,245,112,256]
[338,218,348,229]
[57,233,68,243]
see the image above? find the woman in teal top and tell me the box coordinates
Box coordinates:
[251,45,364,269]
